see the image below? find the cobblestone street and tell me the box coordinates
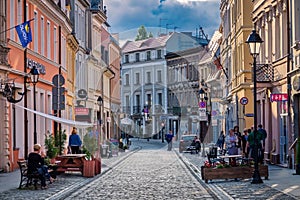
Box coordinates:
[0,139,298,200]
[64,144,213,200]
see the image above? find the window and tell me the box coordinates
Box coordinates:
[157,50,162,59]
[157,70,162,83]
[54,27,57,62]
[146,72,151,84]
[125,74,129,85]
[125,55,129,63]
[10,0,15,40]
[135,73,140,85]
[47,22,50,58]
[136,95,140,107]
[146,94,152,105]
[135,53,140,62]
[147,51,151,61]
[34,11,38,52]
[158,93,162,105]
[41,17,44,55]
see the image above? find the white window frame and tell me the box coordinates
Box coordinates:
[47,21,51,59]
[41,16,44,55]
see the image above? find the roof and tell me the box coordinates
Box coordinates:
[122,34,173,53]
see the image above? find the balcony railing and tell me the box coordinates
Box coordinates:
[0,46,10,66]
[133,106,141,114]
[256,64,273,82]
[122,106,131,114]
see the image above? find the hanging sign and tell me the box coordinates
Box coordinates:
[270,93,288,102]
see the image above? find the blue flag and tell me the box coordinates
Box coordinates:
[15,20,32,48]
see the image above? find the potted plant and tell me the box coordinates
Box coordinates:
[55,129,67,155]
[82,133,98,177]
[45,131,59,164]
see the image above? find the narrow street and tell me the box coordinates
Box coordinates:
[64,140,213,200]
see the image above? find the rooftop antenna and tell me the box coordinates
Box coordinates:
[173,26,179,32]
[159,18,167,36]
[166,23,172,34]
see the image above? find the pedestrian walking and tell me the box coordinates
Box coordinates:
[216,130,225,150]
[165,130,174,151]
[241,128,250,158]
[68,127,82,154]
[225,129,238,165]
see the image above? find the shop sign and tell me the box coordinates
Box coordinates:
[75,107,89,115]
[27,58,46,74]
[270,93,288,102]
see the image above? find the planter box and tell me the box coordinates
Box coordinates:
[94,158,101,175]
[83,160,95,177]
[201,165,268,183]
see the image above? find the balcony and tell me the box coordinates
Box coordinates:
[133,106,141,114]
[0,45,10,66]
[122,106,131,115]
[256,64,273,82]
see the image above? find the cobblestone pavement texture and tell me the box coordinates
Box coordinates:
[64,140,214,200]
[0,139,299,200]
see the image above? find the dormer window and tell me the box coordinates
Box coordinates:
[157,49,162,59]
[125,55,129,63]
[135,53,140,62]
[147,51,151,61]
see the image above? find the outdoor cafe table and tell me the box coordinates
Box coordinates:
[56,154,86,174]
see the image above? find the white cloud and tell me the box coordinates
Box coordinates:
[104,0,220,39]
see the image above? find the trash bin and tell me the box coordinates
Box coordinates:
[101,144,109,158]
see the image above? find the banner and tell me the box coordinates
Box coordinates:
[15,20,32,48]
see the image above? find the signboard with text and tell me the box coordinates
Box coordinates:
[270,93,288,102]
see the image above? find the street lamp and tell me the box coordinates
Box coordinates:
[246,29,263,184]
[29,66,39,144]
[97,96,103,144]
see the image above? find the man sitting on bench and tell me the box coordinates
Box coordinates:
[28,144,55,189]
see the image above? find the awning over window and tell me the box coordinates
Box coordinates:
[16,105,93,128]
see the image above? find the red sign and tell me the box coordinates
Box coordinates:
[75,107,89,115]
[270,94,288,102]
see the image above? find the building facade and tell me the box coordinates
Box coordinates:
[121,32,202,140]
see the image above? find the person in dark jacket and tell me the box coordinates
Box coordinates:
[28,144,54,189]
[68,127,82,154]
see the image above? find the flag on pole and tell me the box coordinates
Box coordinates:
[15,20,32,48]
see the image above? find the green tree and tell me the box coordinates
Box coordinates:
[148,32,153,38]
[135,25,149,41]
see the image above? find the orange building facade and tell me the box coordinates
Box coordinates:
[0,0,75,172]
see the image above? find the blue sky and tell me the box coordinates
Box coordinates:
[103,0,220,42]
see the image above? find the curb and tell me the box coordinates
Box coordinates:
[175,151,233,200]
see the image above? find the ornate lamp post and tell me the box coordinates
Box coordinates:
[29,66,39,144]
[246,29,263,184]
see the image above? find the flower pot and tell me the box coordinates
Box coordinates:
[83,160,95,177]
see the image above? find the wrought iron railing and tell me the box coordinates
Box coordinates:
[256,64,273,82]
[0,46,10,66]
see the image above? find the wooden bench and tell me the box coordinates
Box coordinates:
[17,160,55,189]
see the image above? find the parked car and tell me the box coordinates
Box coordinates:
[179,135,197,153]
